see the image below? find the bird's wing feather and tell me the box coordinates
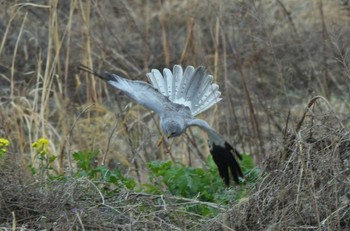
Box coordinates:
[146,65,222,116]
[163,68,175,100]
[192,84,222,115]
[187,118,243,186]
[177,65,196,100]
[146,69,168,97]
[173,65,184,99]
[79,65,167,116]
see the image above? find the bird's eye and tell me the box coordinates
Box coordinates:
[170,132,176,137]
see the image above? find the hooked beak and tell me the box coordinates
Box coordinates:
[166,132,174,139]
[166,131,176,139]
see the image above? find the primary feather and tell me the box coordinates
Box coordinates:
[78,64,167,116]
[146,65,222,116]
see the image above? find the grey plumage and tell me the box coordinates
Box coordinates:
[79,64,242,186]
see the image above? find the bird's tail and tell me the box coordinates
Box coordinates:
[210,141,243,186]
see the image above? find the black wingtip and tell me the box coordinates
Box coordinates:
[78,64,115,82]
[210,141,243,186]
[78,64,99,76]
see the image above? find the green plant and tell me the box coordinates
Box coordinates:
[240,153,261,184]
[146,154,258,200]
[73,150,136,190]
[143,154,259,216]
[148,159,218,200]
[30,138,57,177]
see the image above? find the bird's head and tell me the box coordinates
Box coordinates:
[161,119,185,139]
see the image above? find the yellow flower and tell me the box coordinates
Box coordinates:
[32,138,49,156]
[0,138,9,147]
[0,138,9,157]
[32,138,48,147]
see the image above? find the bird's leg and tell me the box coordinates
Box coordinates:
[165,140,175,162]
[157,136,164,147]
[158,136,174,159]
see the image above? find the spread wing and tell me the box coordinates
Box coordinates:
[187,118,243,186]
[146,65,222,116]
[78,64,168,116]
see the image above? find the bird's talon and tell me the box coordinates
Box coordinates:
[157,136,164,147]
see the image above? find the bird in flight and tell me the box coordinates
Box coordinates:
[79,64,243,186]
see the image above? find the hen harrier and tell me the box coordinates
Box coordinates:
[79,64,243,186]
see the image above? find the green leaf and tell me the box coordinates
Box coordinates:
[240,154,255,170]
[49,155,57,163]
[73,150,99,172]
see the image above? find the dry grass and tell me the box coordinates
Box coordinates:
[0,160,213,230]
[0,0,350,229]
[206,97,350,230]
